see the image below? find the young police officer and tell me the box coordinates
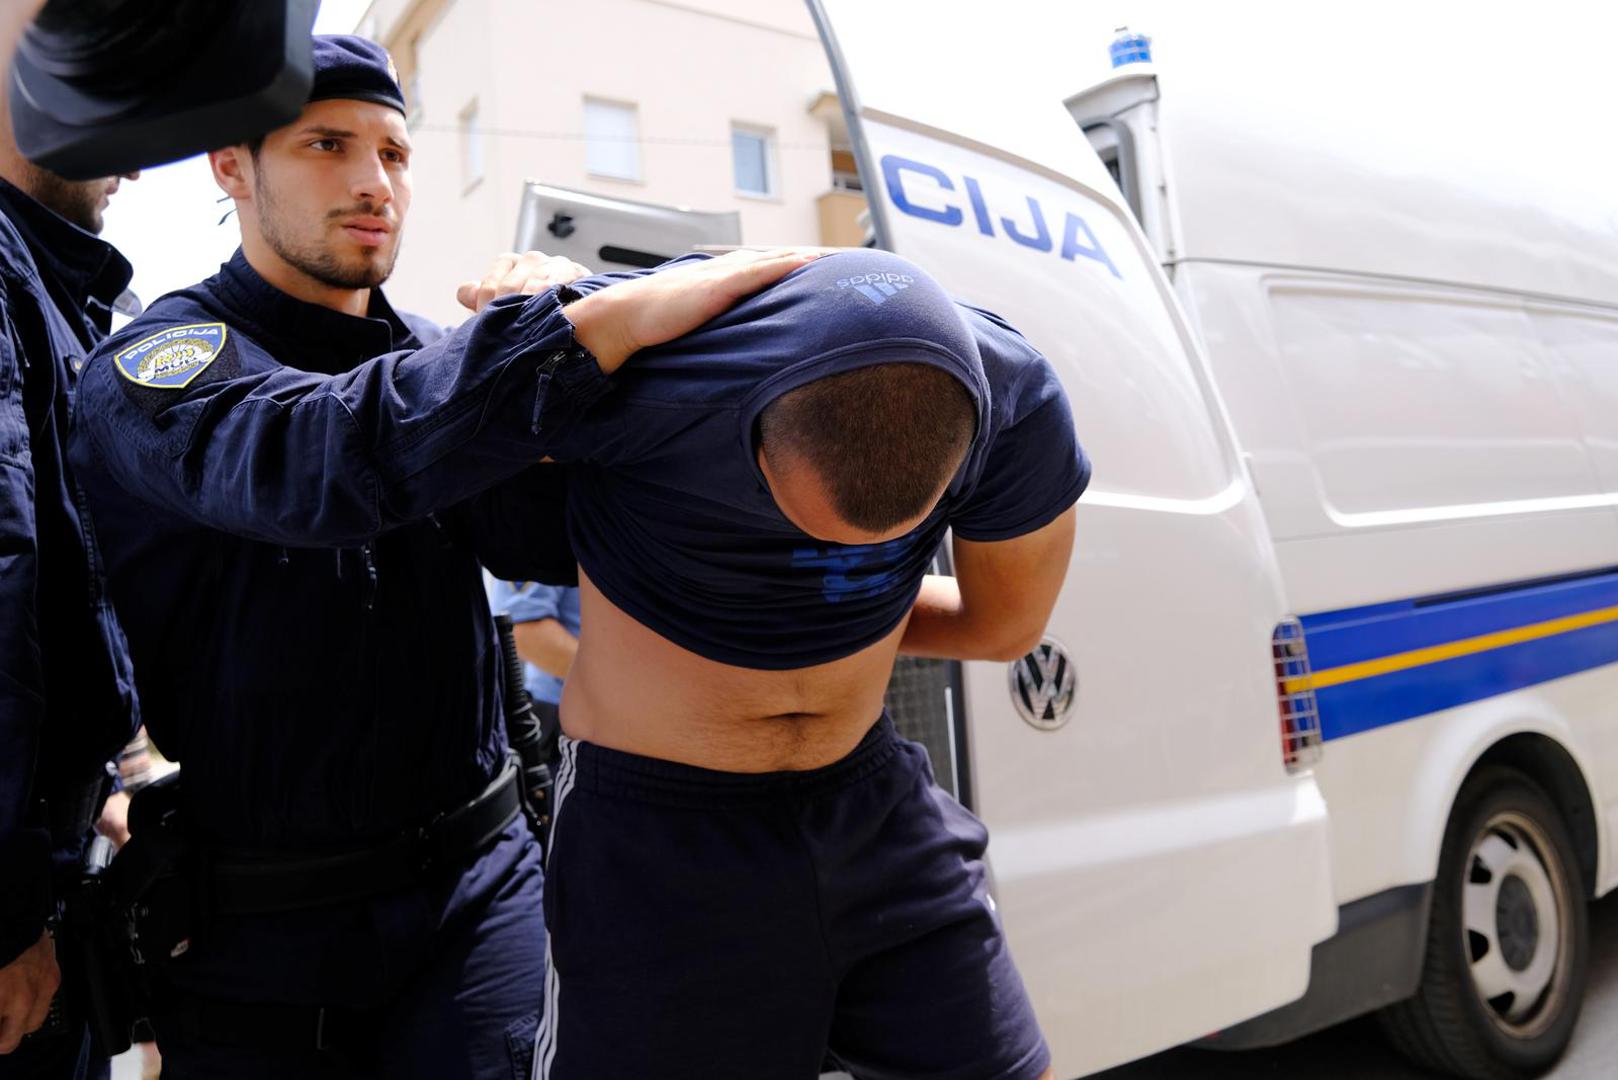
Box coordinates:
[65,35,815,1080]
[0,75,142,1080]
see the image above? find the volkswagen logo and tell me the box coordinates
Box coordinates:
[1009,637,1077,730]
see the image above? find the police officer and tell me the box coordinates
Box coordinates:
[65,34,816,1080]
[0,72,142,1080]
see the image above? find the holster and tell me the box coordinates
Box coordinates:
[54,771,194,1058]
[56,874,141,1058]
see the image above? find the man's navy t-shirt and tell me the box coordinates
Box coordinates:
[554,251,1090,670]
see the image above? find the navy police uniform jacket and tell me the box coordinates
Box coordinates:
[67,251,593,852]
[0,179,140,966]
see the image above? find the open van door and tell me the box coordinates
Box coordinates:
[807,3,1338,1073]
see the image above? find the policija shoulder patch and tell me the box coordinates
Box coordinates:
[112,323,227,389]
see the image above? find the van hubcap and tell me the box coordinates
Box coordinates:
[1463,811,1569,1034]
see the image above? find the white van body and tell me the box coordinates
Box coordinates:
[1058,6,1618,1066]
[514,4,1618,1075]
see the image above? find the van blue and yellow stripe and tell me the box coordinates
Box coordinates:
[1285,569,1618,741]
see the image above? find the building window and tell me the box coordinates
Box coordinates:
[731,125,775,197]
[458,99,484,192]
[829,147,863,192]
[400,34,424,128]
[584,98,641,182]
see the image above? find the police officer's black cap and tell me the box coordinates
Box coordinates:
[308,35,407,115]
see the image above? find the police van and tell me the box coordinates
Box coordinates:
[515,5,1618,1076]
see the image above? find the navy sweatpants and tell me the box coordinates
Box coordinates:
[534,714,1049,1080]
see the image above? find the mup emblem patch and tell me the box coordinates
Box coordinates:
[113,323,227,389]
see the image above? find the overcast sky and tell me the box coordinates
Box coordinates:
[98,0,370,319]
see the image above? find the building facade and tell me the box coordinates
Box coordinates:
[360,0,860,323]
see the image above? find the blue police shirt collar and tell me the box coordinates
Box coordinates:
[213,249,416,371]
[0,177,133,318]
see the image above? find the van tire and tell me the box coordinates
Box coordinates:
[1378,766,1588,1079]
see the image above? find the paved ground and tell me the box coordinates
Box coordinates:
[112,891,1618,1078]
[1092,891,1618,1080]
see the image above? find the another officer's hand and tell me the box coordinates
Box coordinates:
[457,251,593,314]
[0,931,59,1053]
[565,248,823,374]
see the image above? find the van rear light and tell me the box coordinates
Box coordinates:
[1272,618,1322,772]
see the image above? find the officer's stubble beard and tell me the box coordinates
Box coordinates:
[20,167,113,233]
[250,156,402,292]
[0,83,116,234]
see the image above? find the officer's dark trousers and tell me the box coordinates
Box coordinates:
[153,821,546,1079]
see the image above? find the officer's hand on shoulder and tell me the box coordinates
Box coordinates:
[457,251,594,314]
[565,247,824,374]
[0,931,60,1054]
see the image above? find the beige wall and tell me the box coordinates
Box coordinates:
[366,0,839,324]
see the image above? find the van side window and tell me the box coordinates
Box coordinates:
[1266,285,1592,517]
[1529,308,1618,495]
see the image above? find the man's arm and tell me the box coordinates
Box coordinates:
[0,300,59,1053]
[514,617,578,681]
[71,285,589,547]
[899,508,1076,662]
[72,250,819,549]
[459,248,822,372]
[487,579,579,679]
[903,304,1089,663]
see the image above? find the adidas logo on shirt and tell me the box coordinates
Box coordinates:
[836,272,914,305]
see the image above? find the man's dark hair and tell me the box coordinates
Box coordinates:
[759,362,976,533]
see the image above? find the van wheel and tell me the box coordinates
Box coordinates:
[1378,766,1588,1078]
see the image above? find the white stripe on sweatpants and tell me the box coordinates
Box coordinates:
[532,736,580,1080]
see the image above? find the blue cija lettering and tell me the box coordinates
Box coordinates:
[1000,195,1053,252]
[1061,212,1121,279]
[881,155,963,227]
[963,175,994,237]
[881,154,1123,280]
